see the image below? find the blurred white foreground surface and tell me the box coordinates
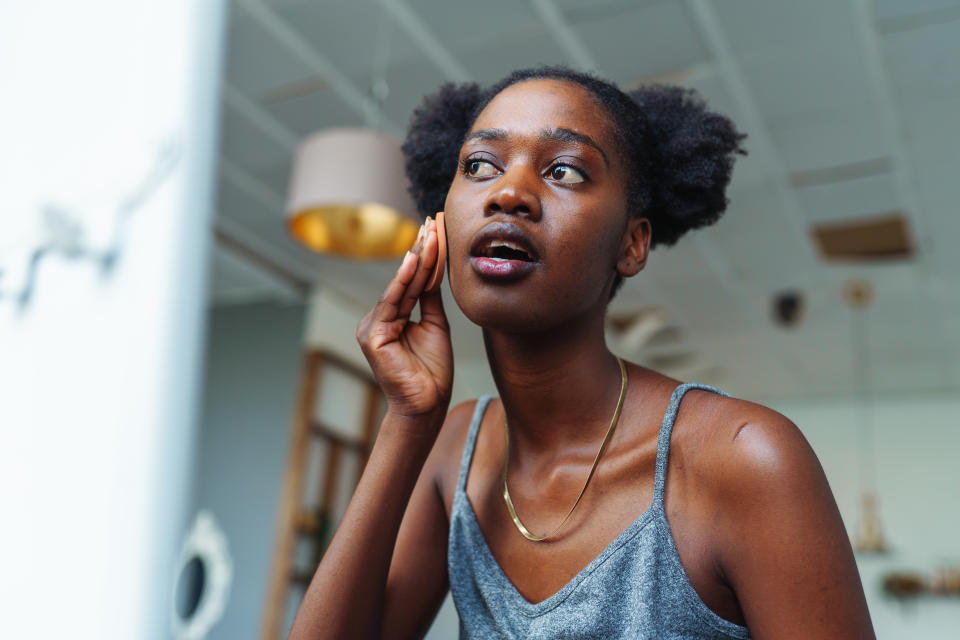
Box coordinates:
[0,1,225,638]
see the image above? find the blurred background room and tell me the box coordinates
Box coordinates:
[2,1,959,638]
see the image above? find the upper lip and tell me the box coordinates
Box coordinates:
[469,221,540,262]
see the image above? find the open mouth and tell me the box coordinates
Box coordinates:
[469,223,540,280]
[480,241,535,262]
[469,222,540,262]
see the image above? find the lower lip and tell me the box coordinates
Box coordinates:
[470,256,537,280]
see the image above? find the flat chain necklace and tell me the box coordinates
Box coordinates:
[501,356,628,542]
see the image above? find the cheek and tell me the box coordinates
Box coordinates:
[553,212,624,278]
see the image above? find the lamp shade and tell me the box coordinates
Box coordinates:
[286,127,420,259]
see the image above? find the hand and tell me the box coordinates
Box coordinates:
[356,217,453,425]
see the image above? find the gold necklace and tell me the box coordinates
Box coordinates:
[501,356,628,542]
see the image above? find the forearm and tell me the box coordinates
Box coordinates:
[288,411,443,640]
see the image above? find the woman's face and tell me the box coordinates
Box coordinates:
[443,78,647,333]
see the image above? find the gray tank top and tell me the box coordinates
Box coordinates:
[447,382,751,639]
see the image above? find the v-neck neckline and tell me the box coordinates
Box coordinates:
[457,490,661,617]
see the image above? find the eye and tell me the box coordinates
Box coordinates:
[548,164,585,184]
[465,159,499,177]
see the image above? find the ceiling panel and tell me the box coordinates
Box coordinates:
[898,97,960,266]
[260,84,364,137]
[216,175,285,232]
[737,45,877,125]
[883,21,960,102]
[218,106,292,172]
[712,0,858,55]
[710,181,818,289]
[375,61,461,130]
[224,7,316,95]
[769,113,890,173]
[572,1,708,85]
[793,173,900,223]
[455,32,571,85]
[254,160,294,199]
[410,0,542,62]
[271,0,425,78]
[875,0,960,22]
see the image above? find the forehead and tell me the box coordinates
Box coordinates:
[471,78,617,150]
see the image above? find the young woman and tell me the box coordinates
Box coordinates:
[289,67,875,639]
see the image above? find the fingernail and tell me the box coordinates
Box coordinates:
[402,250,414,265]
[416,223,425,242]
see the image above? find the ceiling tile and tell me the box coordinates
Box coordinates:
[455,33,571,85]
[272,0,425,78]
[218,106,292,172]
[409,0,541,61]
[261,84,364,136]
[883,20,960,102]
[769,114,890,173]
[794,173,900,223]
[572,1,708,85]
[224,7,315,95]
[875,0,960,22]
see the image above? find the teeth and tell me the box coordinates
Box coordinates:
[489,240,525,252]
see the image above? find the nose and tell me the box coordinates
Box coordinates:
[483,166,541,221]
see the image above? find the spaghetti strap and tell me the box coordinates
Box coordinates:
[653,382,735,508]
[456,395,494,494]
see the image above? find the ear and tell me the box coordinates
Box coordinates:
[616,217,651,278]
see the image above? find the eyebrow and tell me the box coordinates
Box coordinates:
[465,127,610,166]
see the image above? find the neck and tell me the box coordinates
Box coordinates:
[483,311,625,457]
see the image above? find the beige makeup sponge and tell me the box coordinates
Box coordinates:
[425,211,447,293]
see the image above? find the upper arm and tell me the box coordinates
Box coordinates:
[711,408,875,639]
[381,400,474,640]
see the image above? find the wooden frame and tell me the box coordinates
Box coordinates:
[259,349,383,640]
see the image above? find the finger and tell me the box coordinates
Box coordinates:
[398,218,439,317]
[371,245,420,325]
[418,283,448,332]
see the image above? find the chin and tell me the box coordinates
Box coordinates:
[452,286,546,333]
[450,271,603,335]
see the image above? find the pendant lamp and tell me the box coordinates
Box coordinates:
[285,127,419,259]
[845,279,890,554]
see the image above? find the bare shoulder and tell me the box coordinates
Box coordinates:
[691,392,821,496]
[675,390,874,637]
[670,388,832,532]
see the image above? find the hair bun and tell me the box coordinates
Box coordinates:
[629,85,747,248]
[402,82,484,219]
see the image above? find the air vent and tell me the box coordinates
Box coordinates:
[810,212,914,262]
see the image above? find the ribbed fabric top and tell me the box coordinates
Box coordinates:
[448,382,751,639]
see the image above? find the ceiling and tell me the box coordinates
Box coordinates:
[209,0,960,401]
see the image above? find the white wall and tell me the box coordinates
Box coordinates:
[770,393,960,639]
[192,300,307,640]
[0,2,225,638]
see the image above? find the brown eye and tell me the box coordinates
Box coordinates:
[549,165,585,184]
[467,159,498,177]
